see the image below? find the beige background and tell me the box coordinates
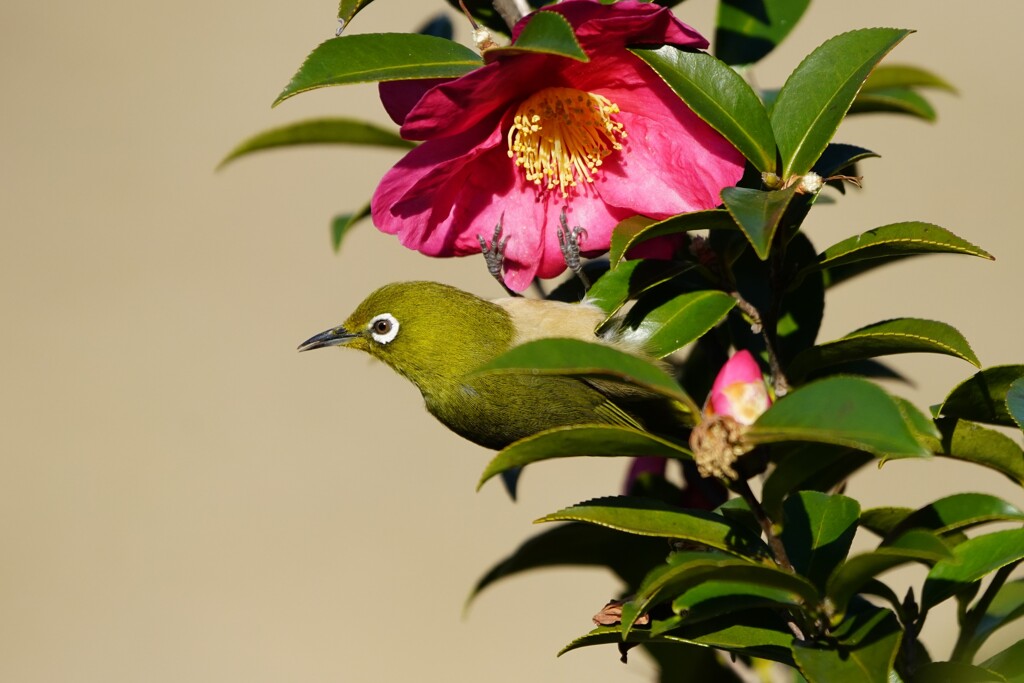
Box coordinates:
[2,0,1022,681]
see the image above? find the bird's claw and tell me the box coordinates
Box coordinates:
[557,211,591,291]
[478,218,518,297]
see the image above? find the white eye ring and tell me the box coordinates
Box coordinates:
[368,313,399,344]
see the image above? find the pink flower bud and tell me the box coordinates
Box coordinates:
[707,350,771,426]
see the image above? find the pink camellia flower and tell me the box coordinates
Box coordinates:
[371,0,745,291]
[706,350,772,425]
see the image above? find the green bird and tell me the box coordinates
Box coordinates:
[297,281,688,451]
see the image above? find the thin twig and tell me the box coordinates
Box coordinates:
[492,0,529,30]
[733,479,793,572]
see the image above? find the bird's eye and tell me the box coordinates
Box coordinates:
[368,313,400,344]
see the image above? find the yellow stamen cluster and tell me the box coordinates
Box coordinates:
[507,87,626,197]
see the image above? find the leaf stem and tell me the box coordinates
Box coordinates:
[733,479,794,573]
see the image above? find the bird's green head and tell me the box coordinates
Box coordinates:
[297,281,514,392]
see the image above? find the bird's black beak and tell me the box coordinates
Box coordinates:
[297,326,358,352]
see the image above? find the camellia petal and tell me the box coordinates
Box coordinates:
[370,0,745,290]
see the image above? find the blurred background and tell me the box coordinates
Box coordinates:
[2,1,1021,680]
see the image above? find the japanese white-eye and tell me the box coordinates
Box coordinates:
[298,281,686,450]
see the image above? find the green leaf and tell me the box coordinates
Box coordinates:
[484,11,587,62]
[632,46,777,173]
[608,210,738,266]
[560,611,796,665]
[771,28,912,178]
[537,496,770,560]
[913,662,1006,683]
[812,143,879,178]
[973,579,1024,656]
[721,185,799,259]
[932,418,1024,486]
[219,118,413,168]
[337,0,374,28]
[981,640,1024,682]
[793,605,902,683]
[1006,378,1024,430]
[671,578,808,621]
[939,366,1024,428]
[923,528,1024,610]
[781,491,860,589]
[762,444,873,520]
[468,522,670,603]
[714,0,811,66]
[275,34,482,105]
[862,64,957,93]
[626,552,813,635]
[788,318,980,381]
[849,87,936,121]
[815,221,992,273]
[747,377,932,459]
[330,204,370,252]
[473,337,695,407]
[859,507,913,538]
[624,290,737,359]
[477,425,691,488]
[883,493,1024,542]
[586,259,688,318]
[826,530,952,622]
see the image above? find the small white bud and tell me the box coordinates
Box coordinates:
[798,172,823,195]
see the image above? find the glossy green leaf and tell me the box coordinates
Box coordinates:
[330,204,370,252]
[772,28,912,178]
[849,87,936,121]
[883,493,1024,542]
[981,640,1024,682]
[632,46,777,172]
[484,10,587,62]
[862,64,957,93]
[468,522,670,603]
[939,366,1024,428]
[473,337,693,406]
[1006,378,1024,430]
[275,34,482,105]
[788,318,980,381]
[626,553,812,635]
[762,444,872,520]
[714,0,810,66]
[826,530,952,622]
[477,425,691,488]
[748,377,932,458]
[793,605,902,683]
[219,118,413,168]
[560,611,796,665]
[609,210,738,266]
[625,290,737,359]
[337,0,374,28]
[813,222,992,277]
[932,418,1024,485]
[781,491,860,589]
[538,496,770,560]
[671,578,808,621]
[923,528,1024,610]
[721,185,798,259]
[586,259,688,318]
[894,396,943,443]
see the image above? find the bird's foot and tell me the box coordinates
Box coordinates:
[478,217,519,297]
[557,210,591,291]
